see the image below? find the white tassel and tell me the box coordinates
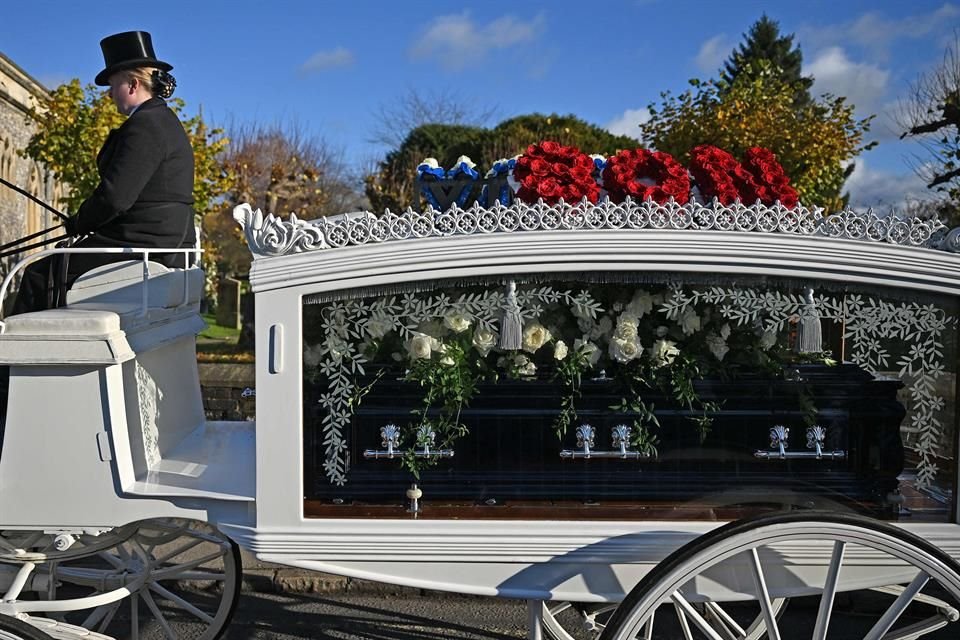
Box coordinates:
[498,280,522,350]
[795,287,822,353]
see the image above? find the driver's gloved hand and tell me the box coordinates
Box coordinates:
[63,215,82,237]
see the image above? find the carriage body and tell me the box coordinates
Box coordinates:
[229,198,960,603]
[0,199,958,638]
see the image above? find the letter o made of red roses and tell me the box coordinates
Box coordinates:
[602,148,690,205]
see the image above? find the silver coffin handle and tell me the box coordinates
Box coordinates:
[363,423,455,460]
[754,424,846,460]
[561,424,651,460]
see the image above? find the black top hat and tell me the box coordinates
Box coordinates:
[95,31,173,86]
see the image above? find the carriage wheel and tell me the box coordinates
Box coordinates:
[542,598,786,639]
[599,511,960,640]
[542,601,618,639]
[49,518,241,640]
[0,616,54,640]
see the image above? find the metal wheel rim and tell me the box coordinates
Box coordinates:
[0,616,53,640]
[48,519,241,640]
[543,598,786,640]
[601,514,960,640]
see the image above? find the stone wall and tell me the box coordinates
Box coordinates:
[0,52,61,274]
[198,362,256,421]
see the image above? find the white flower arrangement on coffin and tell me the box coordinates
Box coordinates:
[305,279,955,489]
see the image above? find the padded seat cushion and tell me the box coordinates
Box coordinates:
[4,308,120,336]
[67,261,203,309]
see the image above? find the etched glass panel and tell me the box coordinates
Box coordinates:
[302,273,957,522]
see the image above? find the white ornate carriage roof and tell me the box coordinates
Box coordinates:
[234,199,960,297]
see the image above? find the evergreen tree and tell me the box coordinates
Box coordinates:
[365,115,636,212]
[721,15,814,107]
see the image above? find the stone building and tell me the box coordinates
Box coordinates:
[0,51,62,273]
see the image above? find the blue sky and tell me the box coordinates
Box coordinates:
[2,0,958,210]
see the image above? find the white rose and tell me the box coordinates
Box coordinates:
[513,354,537,376]
[760,329,778,350]
[325,335,349,361]
[366,315,393,339]
[650,339,679,367]
[614,313,640,340]
[655,325,670,338]
[418,320,444,337]
[706,333,730,361]
[443,312,472,334]
[609,337,643,363]
[679,308,701,336]
[406,332,434,360]
[574,338,602,366]
[626,290,654,317]
[522,321,552,353]
[589,316,614,340]
[472,327,498,356]
[720,323,731,340]
[554,340,569,360]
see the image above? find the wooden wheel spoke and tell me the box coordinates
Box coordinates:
[153,548,228,580]
[704,601,746,639]
[672,593,725,640]
[98,600,121,633]
[152,537,204,566]
[141,588,178,640]
[131,593,140,640]
[149,581,216,624]
[812,540,845,640]
[863,572,931,640]
[748,548,782,640]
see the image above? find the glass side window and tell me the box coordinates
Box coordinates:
[301,274,957,522]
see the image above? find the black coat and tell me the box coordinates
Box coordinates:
[13,98,198,314]
[74,97,197,249]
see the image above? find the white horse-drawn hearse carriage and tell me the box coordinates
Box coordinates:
[1,160,960,639]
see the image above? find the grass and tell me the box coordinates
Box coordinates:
[200,313,241,341]
[197,314,254,363]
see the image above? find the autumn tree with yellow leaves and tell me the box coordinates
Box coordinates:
[641,61,875,211]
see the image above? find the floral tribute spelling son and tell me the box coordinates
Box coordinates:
[416,142,799,210]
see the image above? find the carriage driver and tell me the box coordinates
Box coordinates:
[13,30,197,314]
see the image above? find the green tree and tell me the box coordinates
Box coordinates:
[720,15,814,108]
[642,65,874,210]
[365,114,637,212]
[365,123,488,213]
[488,114,637,162]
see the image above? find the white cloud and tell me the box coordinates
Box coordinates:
[695,35,731,74]
[409,13,544,71]
[300,47,355,73]
[606,108,651,141]
[806,47,889,114]
[802,4,960,60]
[845,159,933,210]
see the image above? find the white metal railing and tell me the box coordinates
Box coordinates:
[0,247,203,332]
